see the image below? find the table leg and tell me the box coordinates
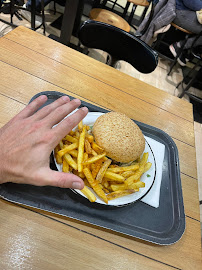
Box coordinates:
[59,0,79,45]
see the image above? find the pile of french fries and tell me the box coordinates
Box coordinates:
[54,120,152,204]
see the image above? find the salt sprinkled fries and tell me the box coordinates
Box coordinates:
[54,121,152,204]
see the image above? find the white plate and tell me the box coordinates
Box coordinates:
[54,112,156,206]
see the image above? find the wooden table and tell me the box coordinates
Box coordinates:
[0,26,201,270]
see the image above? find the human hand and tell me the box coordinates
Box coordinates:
[0,95,88,189]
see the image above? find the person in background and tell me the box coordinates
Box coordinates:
[169,0,202,66]
[0,95,88,189]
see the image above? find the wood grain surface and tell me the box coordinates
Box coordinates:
[0,27,201,270]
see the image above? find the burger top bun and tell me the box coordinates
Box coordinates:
[92,112,145,163]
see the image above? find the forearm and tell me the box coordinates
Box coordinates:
[182,0,202,11]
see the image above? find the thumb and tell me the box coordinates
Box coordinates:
[34,168,84,189]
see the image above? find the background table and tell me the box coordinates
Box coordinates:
[59,0,80,45]
[0,26,201,270]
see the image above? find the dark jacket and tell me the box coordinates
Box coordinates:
[176,0,202,11]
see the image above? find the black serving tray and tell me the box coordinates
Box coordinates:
[0,91,185,245]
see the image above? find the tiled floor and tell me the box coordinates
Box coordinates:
[0,2,202,232]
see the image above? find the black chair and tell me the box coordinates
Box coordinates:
[78,20,158,74]
[175,31,202,102]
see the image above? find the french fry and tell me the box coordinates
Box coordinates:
[107,164,139,173]
[130,181,145,190]
[64,135,78,143]
[125,165,145,186]
[103,188,110,193]
[62,158,69,173]
[143,162,152,173]
[59,140,64,149]
[84,178,91,187]
[75,131,80,139]
[121,170,136,178]
[109,164,118,168]
[54,145,63,164]
[91,159,103,179]
[91,149,98,156]
[96,159,112,183]
[83,152,88,161]
[78,172,85,179]
[77,126,86,172]
[140,152,149,167]
[85,131,94,143]
[102,178,110,188]
[54,144,60,155]
[57,142,78,158]
[110,183,127,192]
[93,185,108,204]
[78,120,83,132]
[82,152,106,165]
[68,149,78,158]
[84,138,92,154]
[104,171,125,182]
[64,153,78,170]
[69,130,75,136]
[83,152,90,170]
[91,142,104,154]
[80,186,96,202]
[106,190,135,200]
[55,154,62,164]
[83,167,108,204]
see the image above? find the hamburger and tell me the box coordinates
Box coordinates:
[92,112,145,163]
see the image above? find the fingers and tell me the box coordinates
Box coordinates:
[44,98,83,127]
[52,106,88,141]
[16,95,48,120]
[34,168,84,189]
[32,95,70,121]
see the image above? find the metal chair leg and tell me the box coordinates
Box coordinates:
[168,34,189,76]
[10,0,15,24]
[122,1,130,18]
[128,4,137,25]
[41,0,46,35]
[178,75,197,98]
[177,60,200,98]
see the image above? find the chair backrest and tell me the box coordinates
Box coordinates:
[78,20,158,74]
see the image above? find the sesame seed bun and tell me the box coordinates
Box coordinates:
[92,112,145,163]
